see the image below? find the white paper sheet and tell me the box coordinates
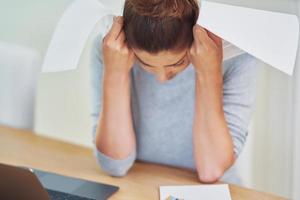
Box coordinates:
[159,184,232,200]
[42,0,299,75]
[42,0,112,72]
[198,1,299,75]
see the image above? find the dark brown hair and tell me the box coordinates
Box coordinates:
[123,0,199,54]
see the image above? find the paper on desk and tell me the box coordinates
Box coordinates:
[159,184,232,200]
[42,0,113,72]
[42,0,299,75]
[198,1,299,75]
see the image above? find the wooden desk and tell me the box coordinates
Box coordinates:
[0,126,286,200]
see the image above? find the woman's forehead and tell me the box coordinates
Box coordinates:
[133,48,188,67]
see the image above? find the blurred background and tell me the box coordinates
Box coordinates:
[0,0,299,199]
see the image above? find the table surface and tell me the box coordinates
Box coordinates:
[0,125,287,200]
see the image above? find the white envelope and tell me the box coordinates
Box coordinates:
[42,0,299,75]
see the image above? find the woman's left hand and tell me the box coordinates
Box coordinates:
[190,25,235,183]
[188,24,223,78]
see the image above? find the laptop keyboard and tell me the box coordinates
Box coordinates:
[46,189,95,200]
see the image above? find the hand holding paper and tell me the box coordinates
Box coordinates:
[102,16,136,74]
[198,0,299,75]
[188,24,223,75]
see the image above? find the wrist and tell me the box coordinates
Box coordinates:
[102,68,132,111]
[103,69,131,85]
[196,70,222,89]
[195,70,223,115]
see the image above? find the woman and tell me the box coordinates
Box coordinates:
[90,0,259,184]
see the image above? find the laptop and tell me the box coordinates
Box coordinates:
[0,163,119,200]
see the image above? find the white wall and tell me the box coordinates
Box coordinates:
[0,0,124,147]
[0,0,90,146]
[34,0,125,147]
[292,2,300,199]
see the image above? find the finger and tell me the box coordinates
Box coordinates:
[192,25,203,46]
[117,31,126,44]
[107,16,124,40]
[207,31,223,48]
[193,25,213,49]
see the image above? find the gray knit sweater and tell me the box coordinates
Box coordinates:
[90,15,260,184]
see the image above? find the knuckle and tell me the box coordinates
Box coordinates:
[190,46,201,55]
[102,36,110,46]
[120,48,129,55]
[115,44,122,51]
[189,48,197,56]
[103,40,111,48]
[195,46,202,53]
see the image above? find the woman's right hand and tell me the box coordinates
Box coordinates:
[102,16,135,75]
